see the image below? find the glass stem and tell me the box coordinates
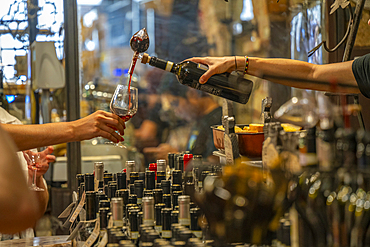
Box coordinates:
[33,168,37,186]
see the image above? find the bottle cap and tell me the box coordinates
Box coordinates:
[108,182,117,199]
[153,188,163,204]
[139,171,146,181]
[94,162,104,181]
[156,159,166,172]
[111,197,123,221]
[129,194,137,205]
[146,171,156,190]
[116,172,126,189]
[84,173,94,192]
[183,154,193,171]
[99,199,110,209]
[168,153,175,169]
[156,171,166,184]
[163,194,172,209]
[172,170,182,185]
[85,191,96,221]
[161,180,171,194]
[134,180,144,199]
[116,189,129,205]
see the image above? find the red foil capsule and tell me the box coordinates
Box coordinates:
[183,154,193,171]
[149,163,157,180]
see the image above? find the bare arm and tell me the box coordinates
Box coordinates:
[0,125,39,234]
[2,110,126,151]
[187,56,360,94]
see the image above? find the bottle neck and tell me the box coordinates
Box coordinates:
[140,53,177,73]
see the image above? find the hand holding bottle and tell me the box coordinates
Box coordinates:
[185,56,239,84]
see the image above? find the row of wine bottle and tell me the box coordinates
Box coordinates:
[69,153,221,247]
[65,149,294,247]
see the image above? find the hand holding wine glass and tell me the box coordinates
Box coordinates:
[23,146,55,191]
[107,85,138,148]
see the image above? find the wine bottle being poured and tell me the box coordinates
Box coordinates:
[139,53,254,104]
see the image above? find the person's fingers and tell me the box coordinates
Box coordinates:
[99,112,126,135]
[97,124,122,143]
[185,57,206,63]
[46,154,56,163]
[23,151,32,163]
[47,146,54,153]
[199,69,215,84]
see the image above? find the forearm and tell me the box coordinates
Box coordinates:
[2,122,75,151]
[0,126,39,233]
[238,56,360,94]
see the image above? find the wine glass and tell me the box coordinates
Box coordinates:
[106,85,138,148]
[127,87,138,120]
[29,153,44,191]
[274,91,318,129]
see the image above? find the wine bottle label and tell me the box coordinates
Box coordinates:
[58,201,76,218]
[108,217,113,228]
[162,230,172,238]
[165,61,173,72]
[131,231,139,240]
[197,63,208,71]
[113,220,123,227]
[192,230,202,239]
[70,191,85,223]
[83,220,100,247]
[143,219,154,226]
[155,225,162,234]
[98,231,108,247]
[179,218,190,226]
[198,181,203,188]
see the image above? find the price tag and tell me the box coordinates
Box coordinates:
[67,221,83,241]
[179,218,190,226]
[70,192,86,224]
[192,230,202,239]
[82,220,100,247]
[97,231,108,247]
[108,216,113,228]
[58,202,76,218]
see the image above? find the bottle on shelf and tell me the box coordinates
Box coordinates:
[111,198,124,228]
[142,197,155,227]
[126,161,136,185]
[161,208,172,240]
[140,53,254,104]
[146,171,156,191]
[134,180,144,206]
[94,162,104,191]
[190,207,202,239]
[178,195,190,227]
[116,172,126,190]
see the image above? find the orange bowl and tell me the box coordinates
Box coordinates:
[211,125,264,158]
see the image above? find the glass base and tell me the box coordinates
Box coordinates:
[29,184,45,191]
[105,141,127,149]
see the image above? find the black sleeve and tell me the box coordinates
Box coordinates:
[352,53,370,98]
